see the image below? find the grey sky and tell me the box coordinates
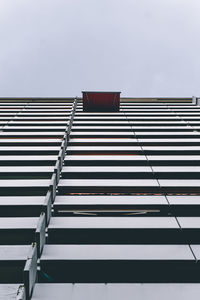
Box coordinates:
[0,0,200,97]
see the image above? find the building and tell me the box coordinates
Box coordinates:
[1,96,200,299]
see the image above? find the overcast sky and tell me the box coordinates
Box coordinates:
[0,0,200,97]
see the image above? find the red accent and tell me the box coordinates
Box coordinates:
[82,92,120,112]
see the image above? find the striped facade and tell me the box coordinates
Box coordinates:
[1,97,200,299]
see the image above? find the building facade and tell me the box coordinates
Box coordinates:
[0,97,200,299]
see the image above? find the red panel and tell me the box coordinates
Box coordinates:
[82,91,120,112]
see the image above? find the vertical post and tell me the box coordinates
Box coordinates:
[66,97,77,140]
